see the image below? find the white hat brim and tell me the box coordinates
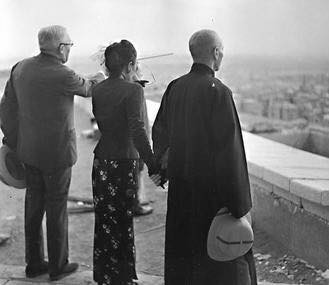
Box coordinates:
[0,145,26,189]
[207,212,253,261]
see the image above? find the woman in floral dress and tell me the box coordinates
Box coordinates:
[91,40,160,285]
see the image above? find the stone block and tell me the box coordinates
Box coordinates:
[262,167,290,191]
[301,198,329,222]
[249,175,273,194]
[290,179,329,205]
[284,167,329,180]
[272,185,301,206]
[247,162,264,178]
[262,166,329,193]
[292,179,329,206]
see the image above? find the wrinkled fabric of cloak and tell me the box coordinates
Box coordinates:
[152,63,257,285]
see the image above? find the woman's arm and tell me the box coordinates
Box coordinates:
[126,84,157,175]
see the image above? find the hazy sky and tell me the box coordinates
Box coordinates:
[1,0,329,67]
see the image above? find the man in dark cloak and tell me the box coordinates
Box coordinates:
[152,29,257,285]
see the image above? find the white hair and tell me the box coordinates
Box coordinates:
[38,25,67,51]
[189,29,223,61]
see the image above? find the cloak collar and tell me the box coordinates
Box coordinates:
[190,63,215,77]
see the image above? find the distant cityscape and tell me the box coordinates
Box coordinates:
[141,56,329,136]
[232,72,329,131]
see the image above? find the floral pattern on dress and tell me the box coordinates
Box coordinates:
[92,158,138,285]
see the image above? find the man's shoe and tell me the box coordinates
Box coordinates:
[133,204,153,216]
[49,262,79,281]
[25,261,49,278]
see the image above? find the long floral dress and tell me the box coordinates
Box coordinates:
[92,158,139,285]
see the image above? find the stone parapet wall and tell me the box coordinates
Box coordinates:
[243,131,329,268]
[250,174,329,269]
[244,131,329,207]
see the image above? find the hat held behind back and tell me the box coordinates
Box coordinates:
[207,209,253,261]
[0,145,26,189]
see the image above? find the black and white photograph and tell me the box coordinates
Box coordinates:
[0,0,329,284]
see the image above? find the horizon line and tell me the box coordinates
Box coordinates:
[1,52,329,70]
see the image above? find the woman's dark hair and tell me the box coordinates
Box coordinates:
[104,40,137,77]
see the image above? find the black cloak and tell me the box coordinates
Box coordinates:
[152,63,257,285]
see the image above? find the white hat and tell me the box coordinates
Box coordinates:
[0,145,26,189]
[207,209,253,261]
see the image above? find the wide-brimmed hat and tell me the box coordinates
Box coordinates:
[207,209,253,261]
[0,145,26,189]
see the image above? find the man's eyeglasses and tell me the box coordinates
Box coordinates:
[59,42,74,48]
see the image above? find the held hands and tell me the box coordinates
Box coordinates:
[150,174,162,187]
[148,164,165,188]
[149,148,169,188]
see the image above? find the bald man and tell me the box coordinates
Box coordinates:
[0,25,104,281]
[152,29,257,284]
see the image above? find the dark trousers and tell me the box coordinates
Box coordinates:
[24,164,72,275]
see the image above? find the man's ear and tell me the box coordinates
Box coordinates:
[216,46,224,60]
[58,44,65,55]
[127,61,133,73]
[213,47,220,60]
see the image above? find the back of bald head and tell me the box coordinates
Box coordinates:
[38,25,67,52]
[189,29,223,62]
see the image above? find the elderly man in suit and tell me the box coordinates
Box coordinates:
[0,25,104,281]
[152,29,257,285]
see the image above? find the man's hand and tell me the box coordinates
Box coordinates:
[87,71,106,83]
[150,174,162,187]
[217,207,229,215]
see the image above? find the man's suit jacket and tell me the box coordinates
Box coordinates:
[0,53,98,172]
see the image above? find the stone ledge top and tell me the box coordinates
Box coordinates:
[243,131,329,206]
